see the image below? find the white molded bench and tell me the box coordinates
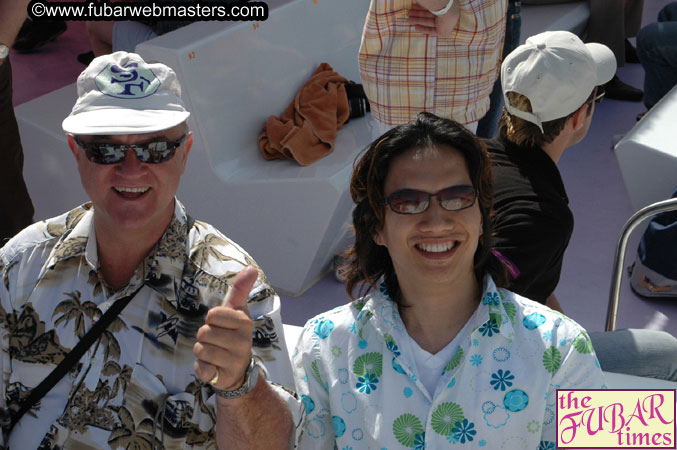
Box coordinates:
[615,85,677,212]
[135,0,380,296]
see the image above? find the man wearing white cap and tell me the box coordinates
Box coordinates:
[485,30,615,312]
[485,31,677,381]
[0,52,301,448]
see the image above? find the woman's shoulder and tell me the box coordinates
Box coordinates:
[498,287,590,338]
[303,298,364,326]
[297,293,381,348]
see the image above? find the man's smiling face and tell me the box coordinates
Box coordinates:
[68,124,192,235]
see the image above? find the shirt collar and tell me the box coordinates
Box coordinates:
[362,274,515,342]
[45,203,94,270]
[478,274,516,341]
[140,199,190,305]
[45,199,191,299]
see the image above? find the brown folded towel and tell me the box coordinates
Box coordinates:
[258,62,350,166]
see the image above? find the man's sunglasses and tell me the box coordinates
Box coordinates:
[383,185,477,215]
[73,134,187,164]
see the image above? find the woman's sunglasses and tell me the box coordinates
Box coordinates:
[383,185,477,215]
[74,135,187,165]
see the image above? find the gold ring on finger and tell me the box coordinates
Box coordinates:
[209,367,219,385]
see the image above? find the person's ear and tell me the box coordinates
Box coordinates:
[67,134,81,163]
[374,230,385,247]
[570,103,590,132]
[180,131,193,172]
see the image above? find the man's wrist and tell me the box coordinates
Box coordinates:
[211,359,263,400]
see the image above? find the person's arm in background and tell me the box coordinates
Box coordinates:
[0,0,31,61]
[408,0,461,37]
[0,0,36,241]
[545,292,564,313]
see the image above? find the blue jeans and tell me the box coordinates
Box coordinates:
[589,329,677,381]
[476,0,521,139]
[637,2,677,109]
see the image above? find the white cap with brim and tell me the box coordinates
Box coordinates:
[501,31,617,132]
[62,51,190,135]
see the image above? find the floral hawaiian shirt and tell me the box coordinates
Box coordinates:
[0,200,302,449]
[292,275,605,449]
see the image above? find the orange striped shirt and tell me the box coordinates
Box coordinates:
[359,0,507,125]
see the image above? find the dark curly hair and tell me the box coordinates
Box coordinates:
[341,112,506,303]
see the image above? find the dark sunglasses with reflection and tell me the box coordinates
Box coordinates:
[383,185,477,215]
[73,134,187,165]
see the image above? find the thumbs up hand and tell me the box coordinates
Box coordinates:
[194,266,259,392]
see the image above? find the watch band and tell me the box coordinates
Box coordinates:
[431,0,454,16]
[212,359,261,399]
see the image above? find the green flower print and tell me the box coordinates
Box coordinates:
[393,413,424,447]
[353,352,383,378]
[542,347,562,374]
[503,302,517,324]
[443,347,464,374]
[489,311,503,329]
[431,402,464,436]
[573,332,594,354]
[384,334,401,357]
[311,360,325,385]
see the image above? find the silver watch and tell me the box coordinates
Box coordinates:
[213,359,261,399]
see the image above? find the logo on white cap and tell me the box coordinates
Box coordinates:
[95,62,160,99]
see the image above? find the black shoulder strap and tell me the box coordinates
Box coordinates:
[7,213,196,436]
[7,285,143,434]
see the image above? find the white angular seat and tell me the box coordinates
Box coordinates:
[134,0,378,296]
[615,85,677,212]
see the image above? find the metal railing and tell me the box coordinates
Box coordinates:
[606,197,677,331]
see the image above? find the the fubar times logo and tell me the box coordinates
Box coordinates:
[557,389,676,448]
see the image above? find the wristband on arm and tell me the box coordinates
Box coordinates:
[431,0,454,16]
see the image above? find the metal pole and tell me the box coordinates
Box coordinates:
[606,197,677,331]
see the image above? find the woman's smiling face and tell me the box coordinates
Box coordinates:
[374,145,482,294]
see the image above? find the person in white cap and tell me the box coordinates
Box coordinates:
[485,30,616,312]
[485,31,677,381]
[0,52,302,448]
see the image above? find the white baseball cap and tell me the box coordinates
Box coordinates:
[62,51,190,135]
[501,31,616,132]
